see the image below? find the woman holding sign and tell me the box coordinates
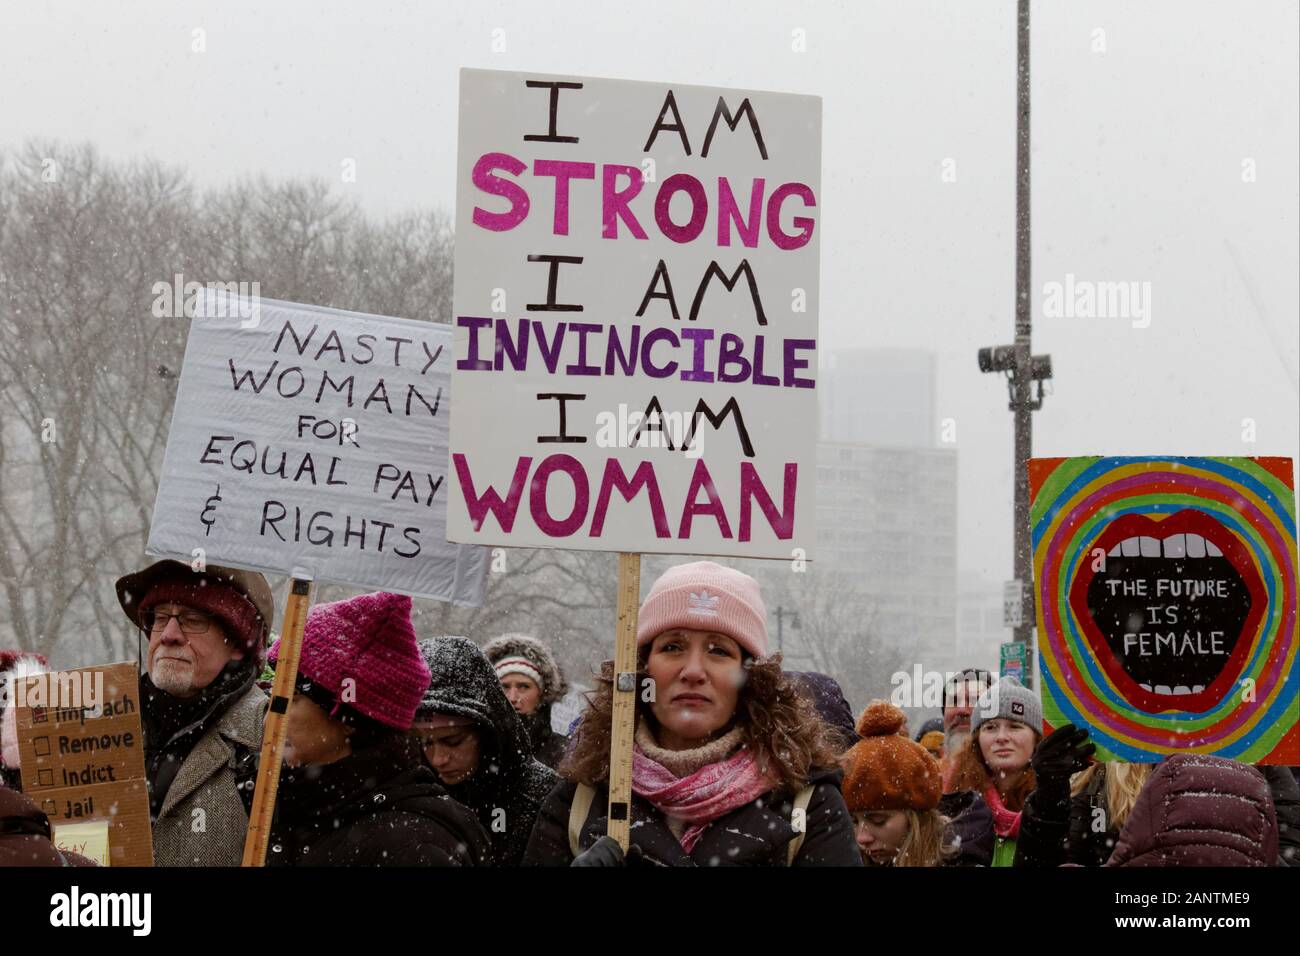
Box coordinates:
[267,592,490,867]
[522,561,860,867]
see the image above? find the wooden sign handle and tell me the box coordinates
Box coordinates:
[241,576,312,867]
[606,552,641,851]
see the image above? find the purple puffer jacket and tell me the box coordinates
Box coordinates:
[1105,753,1278,867]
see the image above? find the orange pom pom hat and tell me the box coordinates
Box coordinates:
[840,700,943,813]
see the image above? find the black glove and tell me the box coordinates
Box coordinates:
[1031,724,1096,793]
[571,834,643,867]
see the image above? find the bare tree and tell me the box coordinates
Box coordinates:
[0,141,611,674]
[0,143,191,662]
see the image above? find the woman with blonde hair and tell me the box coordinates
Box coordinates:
[840,700,958,866]
[1016,754,1151,867]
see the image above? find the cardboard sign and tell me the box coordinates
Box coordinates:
[448,69,821,558]
[147,294,487,604]
[52,820,111,866]
[14,663,154,866]
[1030,456,1299,763]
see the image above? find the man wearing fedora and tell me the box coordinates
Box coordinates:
[116,560,273,866]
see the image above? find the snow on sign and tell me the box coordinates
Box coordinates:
[448,69,821,559]
[146,294,488,604]
[1030,456,1299,764]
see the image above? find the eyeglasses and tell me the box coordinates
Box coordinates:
[142,609,214,634]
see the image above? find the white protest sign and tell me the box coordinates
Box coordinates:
[448,69,821,559]
[147,294,487,604]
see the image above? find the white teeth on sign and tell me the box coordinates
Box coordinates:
[1108,533,1227,561]
[1140,684,1153,692]
[1192,685,1205,693]
[1173,685,1191,695]
[1155,685,1173,695]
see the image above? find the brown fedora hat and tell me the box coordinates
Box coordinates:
[116,559,275,652]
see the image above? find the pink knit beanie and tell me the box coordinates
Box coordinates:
[636,561,769,658]
[269,591,429,730]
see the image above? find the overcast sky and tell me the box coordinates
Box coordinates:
[4,0,1296,592]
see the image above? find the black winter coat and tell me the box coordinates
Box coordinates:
[267,736,489,867]
[938,790,994,866]
[417,637,559,865]
[522,707,569,769]
[1258,766,1299,866]
[522,768,862,866]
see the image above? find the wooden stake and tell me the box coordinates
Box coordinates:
[241,576,312,867]
[606,552,641,850]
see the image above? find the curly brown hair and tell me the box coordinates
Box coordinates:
[560,652,840,793]
[947,727,1039,812]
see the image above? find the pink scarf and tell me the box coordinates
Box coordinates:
[984,785,1022,840]
[632,746,774,854]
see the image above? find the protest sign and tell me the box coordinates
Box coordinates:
[52,820,111,866]
[147,294,487,604]
[14,663,153,866]
[448,69,821,558]
[1030,456,1298,763]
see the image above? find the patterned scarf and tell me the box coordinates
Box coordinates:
[631,724,774,854]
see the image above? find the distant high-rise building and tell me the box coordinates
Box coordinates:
[820,348,936,448]
[956,571,1014,672]
[813,440,957,661]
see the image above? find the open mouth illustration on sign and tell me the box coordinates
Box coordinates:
[1069,509,1266,715]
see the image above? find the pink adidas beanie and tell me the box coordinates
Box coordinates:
[636,561,769,659]
[269,591,429,730]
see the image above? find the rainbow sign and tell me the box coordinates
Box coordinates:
[1030,456,1298,764]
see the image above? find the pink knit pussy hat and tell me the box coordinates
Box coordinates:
[636,561,769,658]
[270,591,429,730]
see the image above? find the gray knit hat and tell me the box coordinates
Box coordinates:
[970,675,1042,735]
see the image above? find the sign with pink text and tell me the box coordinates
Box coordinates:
[448,69,821,558]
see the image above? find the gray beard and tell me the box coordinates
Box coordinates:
[150,659,197,696]
[945,727,970,757]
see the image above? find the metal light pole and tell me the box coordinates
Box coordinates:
[1012,0,1033,661]
[774,606,800,655]
[978,0,1052,688]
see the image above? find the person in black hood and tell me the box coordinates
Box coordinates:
[483,633,570,768]
[414,637,558,866]
[266,592,489,867]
